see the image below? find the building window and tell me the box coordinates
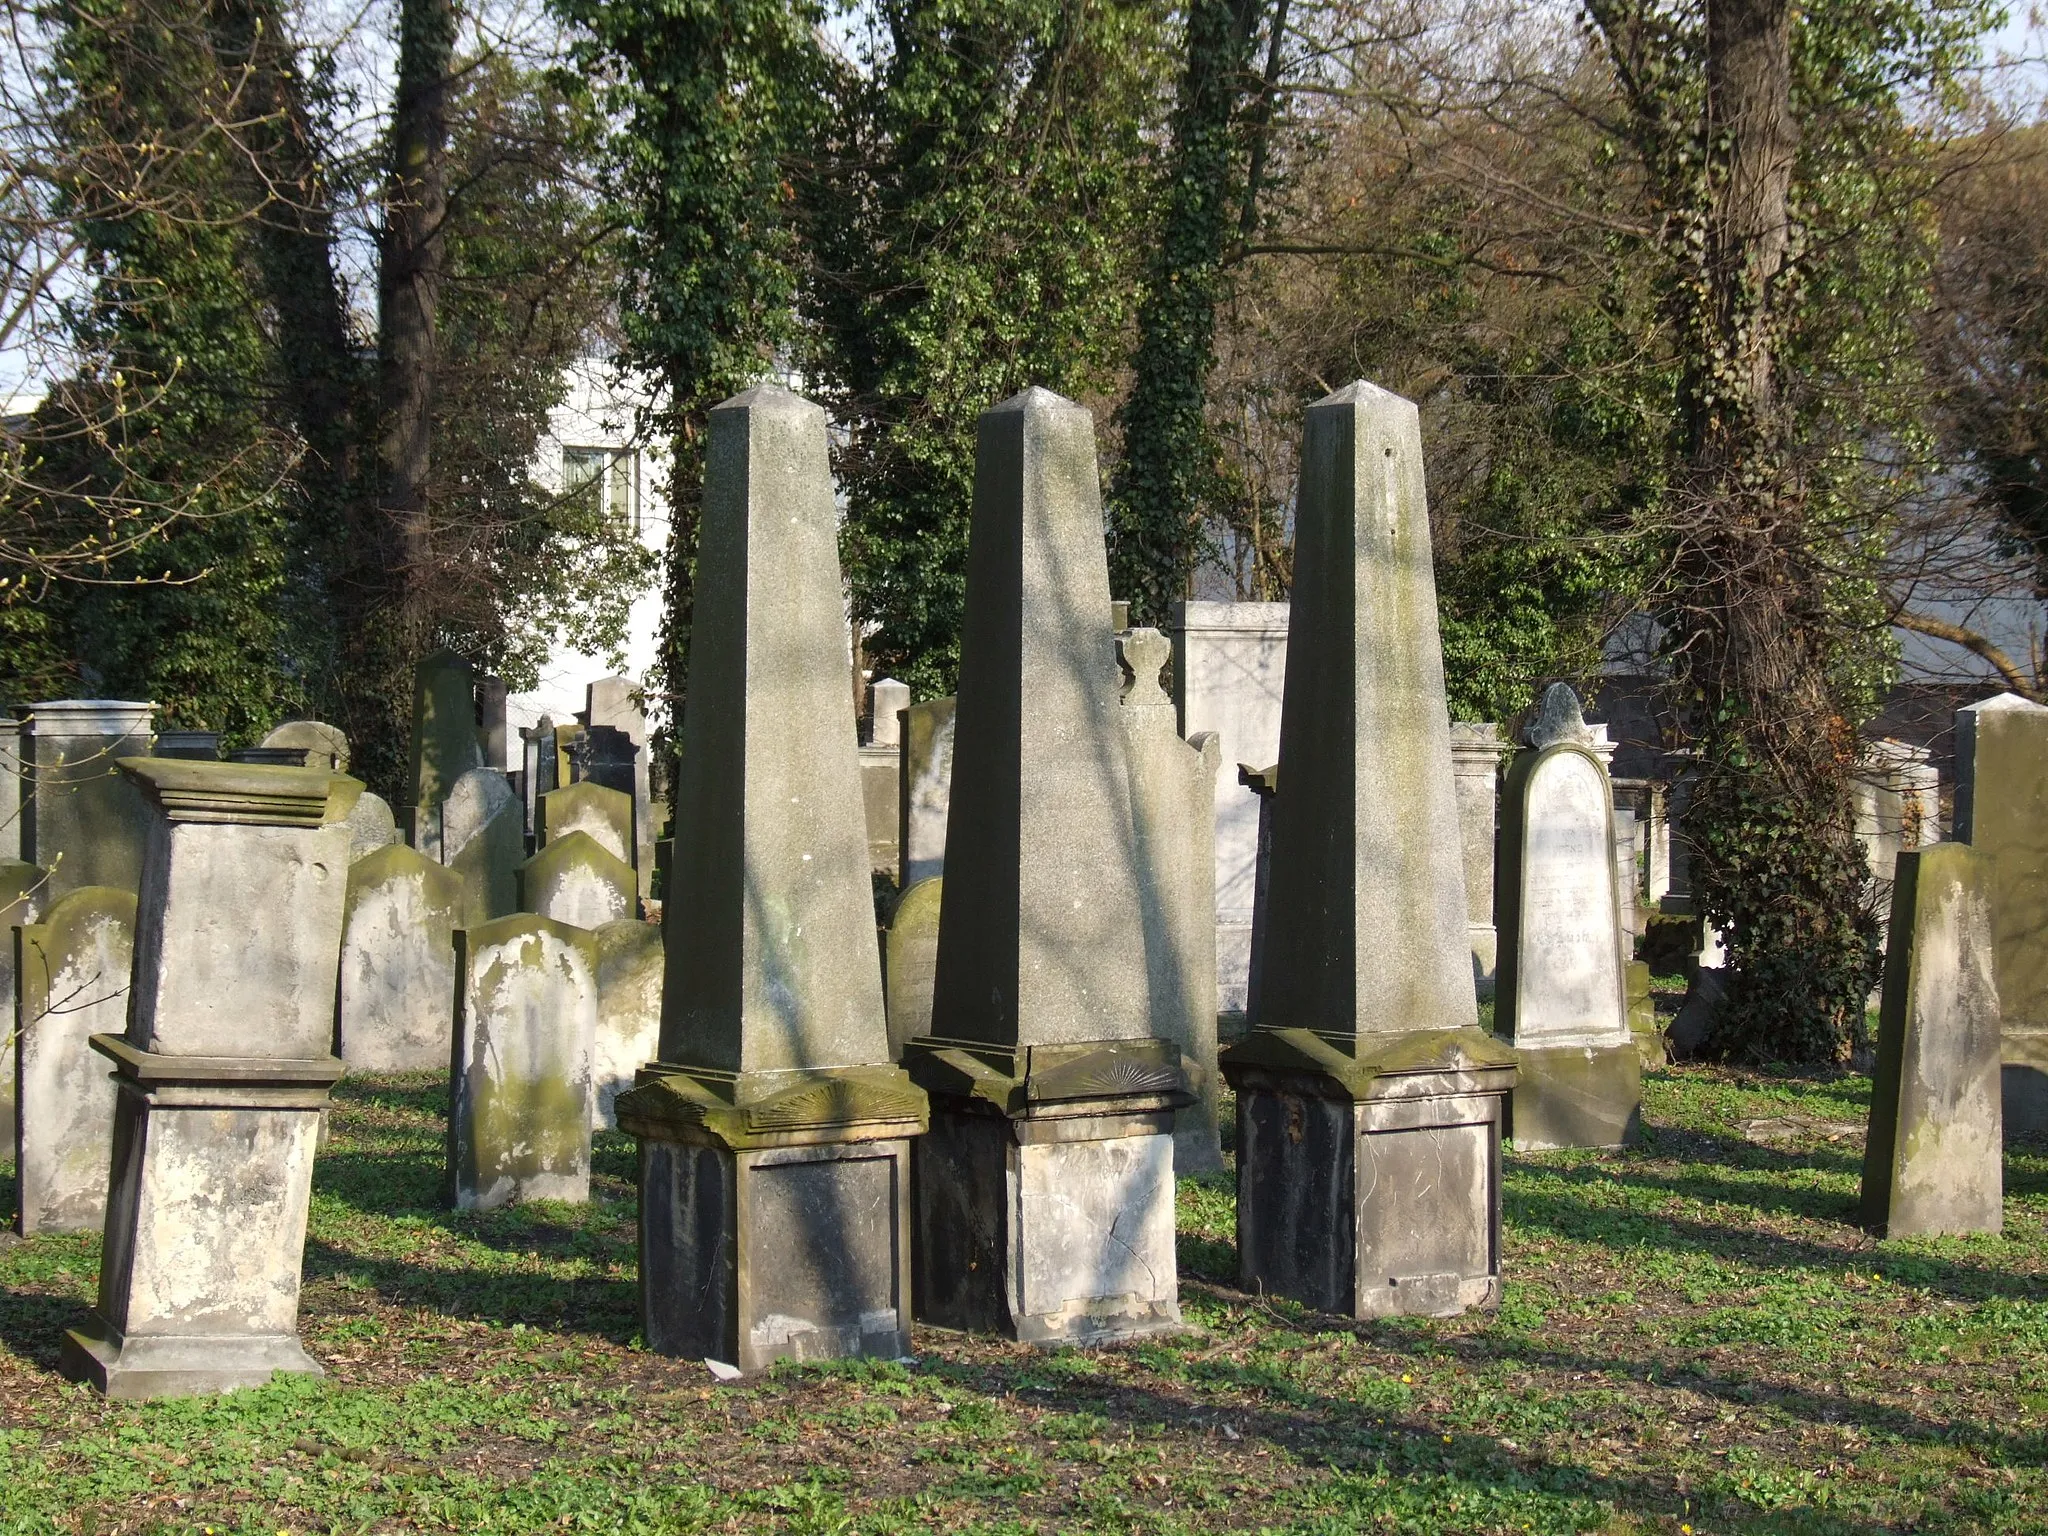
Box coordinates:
[563,446,636,533]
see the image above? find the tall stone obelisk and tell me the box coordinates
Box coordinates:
[903,387,1189,1346]
[616,385,926,1373]
[1220,381,1516,1320]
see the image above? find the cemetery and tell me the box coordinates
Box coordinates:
[0,374,2038,1535]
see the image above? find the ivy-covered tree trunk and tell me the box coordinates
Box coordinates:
[1108,0,1265,624]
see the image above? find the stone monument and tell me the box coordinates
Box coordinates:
[1219,381,1517,1320]
[1953,694,2048,1133]
[14,886,135,1234]
[442,766,523,925]
[337,844,464,1072]
[60,758,354,1398]
[1495,683,1642,1150]
[617,384,927,1373]
[0,858,47,1147]
[0,717,23,860]
[25,700,155,898]
[587,677,654,897]
[903,386,1188,1347]
[260,720,350,773]
[537,779,633,865]
[1449,723,1505,996]
[593,918,662,1129]
[517,831,634,930]
[896,696,956,889]
[406,650,484,859]
[1860,843,2003,1236]
[884,877,943,1059]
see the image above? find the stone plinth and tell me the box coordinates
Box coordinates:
[1861,845,2004,1236]
[338,844,463,1072]
[25,700,155,898]
[897,697,956,889]
[61,758,354,1400]
[450,914,597,1208]
[406,650,483,858]
[1449,723,1505,997]
[903,388,1187,1346]
[1495,685,1642,1151]
[1170,602,1290,1016]
[153,731,221,761]
[1219,382,1514,1320]
[1955,694,2048,1133]
[15,887,134,1234]
[518,831,634,930]
[623,384,926,1373]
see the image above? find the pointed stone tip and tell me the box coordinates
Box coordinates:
[1963,691,2048,713]
[987,385,1084,416]
[1311,379,1413,412]
[1526,682,1595,749]
[712,381,823,419]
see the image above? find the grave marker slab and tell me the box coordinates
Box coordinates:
[518,831,633,930]
[1450,723,1506,996]
[884,877,942,1060]
[342,790,399,863]
[0,858,47,1149]
[586,678,653,897]
[260,721,349,773]
[25,700,155,898]
[338,844,464,1072]
[0,718,22,861]
[443,767,522,925]
[407,650,484,859]
[593,918,662,1129]
[896,697,955,889]
[538,780,633,865]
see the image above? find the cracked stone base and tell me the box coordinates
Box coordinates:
[1507,1040,1642,1151]
[913,1108,1182,1346]
[640,1136,914,1374]
[61,1321,323,1401]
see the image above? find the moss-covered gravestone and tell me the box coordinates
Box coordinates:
[443,767,522,925]
[1495,684,1642,1150]
[537,779,634,865]
[1860,844,2004,1236]
[1219,383,1517,1321]
[903,387,1189,1347]
[449,913,597,1209]
[884,877,943,1060]
[593,918,661,1130]
[15,886,134,1234]
[61,759,355,1399]
[897,697,955,890]
[406,650,484,859]
[25,700,155,899]
[1955,693,2048,1134]
[618,385,927,1373]
[338,844,464,1072]
[260,720,349,773]
[517,831,633,930]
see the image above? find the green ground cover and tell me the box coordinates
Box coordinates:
[0,1066,2043,1535]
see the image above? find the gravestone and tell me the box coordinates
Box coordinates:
[477,676,508,770]
[407,650,484,859]
[1861,843,2003,1236]
[884,877,943,1060]
[1220,382,1516,1321]
[0,859,47,1148]
[61,759,354,1399]
[0,717,23,861]
[230,746,311,767]
[1625,960,1662,1069]
[342,790,399,863]
[25,700,155,898]
[15,887,135,1234]
[260,720,349,773]
[896,697,956,889]
[337,844,464,1072]
[442,767,522,925]
[519,715,558,844]
[1954,693,2048,1133]
[518,830,633,930]
[153,731,221,761]
[449,913,597,1208]
[903,386,1187,1347]
[618,384,927,1373]
[1239,763,1279,1024]
[869,678,910,748]
[1495,684,1642,1150]
[1118,626,1225,1173]
[586,677,653,897]
[1171,601,1290,1015]
[1450,723,1506,997]
[538,780,633,865]
[593,918,662,1129]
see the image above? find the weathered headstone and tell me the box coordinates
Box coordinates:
[153,731,221,761]
[859,739,900,880]
[25,700,155,898]
[586,677,653,898]
[1495,683,1642,1150]
[477,676,509,770]
[618,384,927,1373]
[537,780,633,865]
[449,913,597,1208]
[337,844,464,1072]
[1171,600,1290,1015]
[1450,723,1505,996]
[884,877,942,1059]
[519,715,558,843]
[442,767,522,925]
[517,830,633,930]
[0,717,23,860]
[342,790,399,863]
[1955,693,2048,1133]
[1861,843,2003,1236]
[406,649,484,859]
[1239,762,1278,1024]
[0,859,47,1148]
[15,886,135,1234]
[260,720,349,774]
[1220,382,1516,1321]
[903,386,1187,1347]
[593,918,662,1129]
[1118,626,1224,1174]
[868,678,910,749]
[1625,959,1662,1069]
[230,746,312,767]
[896,697,955,889]
[61,759,353,1399]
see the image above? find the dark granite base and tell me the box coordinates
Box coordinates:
[1506,1041,1643,1151]
[640,1136,913,1373]
[1235,1081,1504,1319]
[60,1321,323,1401]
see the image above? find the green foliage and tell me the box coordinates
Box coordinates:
[805,0,1170,698]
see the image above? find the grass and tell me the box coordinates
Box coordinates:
[0,1066,2044,1534]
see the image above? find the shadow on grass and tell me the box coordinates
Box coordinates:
[300,1235,640,1344]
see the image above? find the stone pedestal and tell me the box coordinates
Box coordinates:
[25,700,155,898]
[60,758,354,1399]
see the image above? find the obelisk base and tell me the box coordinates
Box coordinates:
[62,1035,340,1400]
[1223,1026,1516,1319]
[905,1037,1190,1346]
[1507,1040,1642,1151]
[619,1065,927,1374]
